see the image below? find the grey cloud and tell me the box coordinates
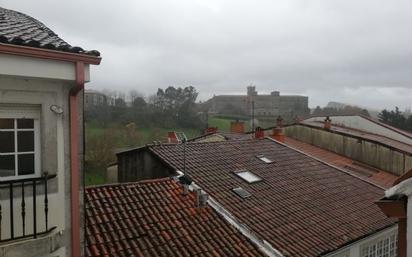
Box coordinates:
[2,0,412,109]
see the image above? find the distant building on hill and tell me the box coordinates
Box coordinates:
[208,86,309,121]
[85,90,115,109]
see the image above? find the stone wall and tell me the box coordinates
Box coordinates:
[284,124,412,176]
[210,90,309,121]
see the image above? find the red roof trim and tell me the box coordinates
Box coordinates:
[0,43,101,65]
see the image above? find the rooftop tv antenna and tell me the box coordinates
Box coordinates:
[182,137,187,176]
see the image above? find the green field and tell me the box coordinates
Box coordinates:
[86,123,200,147]
[85,122,202,186]
[207,116,249,131]
[85,116,272,186]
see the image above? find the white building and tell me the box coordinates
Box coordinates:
[84,90,115,109]
[0,7,101,257]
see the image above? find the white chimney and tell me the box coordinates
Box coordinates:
[196,189,209,207]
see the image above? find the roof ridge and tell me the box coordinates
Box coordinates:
[85,176,172,190]
[360,114,412,139]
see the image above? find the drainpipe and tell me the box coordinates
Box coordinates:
[70,61,85,257]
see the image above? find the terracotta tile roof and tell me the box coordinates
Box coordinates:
[149,139,396,257]
[300,120,412,154]
[0,7,100,56]
[85,178,266,257]
[283,136,398,188]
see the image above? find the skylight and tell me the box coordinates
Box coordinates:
[234,170,262,183]
[232,187,252,198]
[256,154,273,164]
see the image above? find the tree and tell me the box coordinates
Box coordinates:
[132,97,146,109]
[313,106,323,116]
[115,98,127,107]
[150,86,203,128]
[85,127,118,171]
[378,107,410,131]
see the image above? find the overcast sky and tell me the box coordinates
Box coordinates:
[3,0,412,110]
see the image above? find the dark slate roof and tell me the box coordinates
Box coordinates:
[0,7,99,56]
[148,138,396,257]
[85,178,266,257]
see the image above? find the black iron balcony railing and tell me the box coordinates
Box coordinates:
[0,174,57,243]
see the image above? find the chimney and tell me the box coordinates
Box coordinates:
[168,132,179,143]
[204,127,218,134]
[276,116,283,128]
[230,120,245,134]
[324,116,332,130]
[196,188,209,208]
[182,184,189,195]
[178,174,192,195]
[272,116,285,143]
[254,127,265,139]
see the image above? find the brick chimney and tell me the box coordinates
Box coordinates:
[168,132,178,143]
[324,116,332,130]
[272,116,285,143]
[230,120,245,134]
[254,127,265,139]
[204,127,218,134]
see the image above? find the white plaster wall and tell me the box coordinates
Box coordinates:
[0,75,73,256]
[306,116,412,145]
[43,247,66,257]
[0,53,90,82]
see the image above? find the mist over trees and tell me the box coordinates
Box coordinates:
[378,107,412,132]
[312,105,370,117]
[86,86,205,130]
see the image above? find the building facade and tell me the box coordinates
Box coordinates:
[209,86,309,121]
[0,7,100,257]
[84,90,115,110]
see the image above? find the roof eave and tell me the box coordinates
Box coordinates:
[0,43,101,65]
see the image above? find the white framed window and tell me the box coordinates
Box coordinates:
[234,170,262,183]
[0,107,41,180]
[360,232,397,257]
[256,154,273,164]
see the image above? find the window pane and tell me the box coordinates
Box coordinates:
[235,171,262,183]
[0,155,15,177]
[18,154,34,175]
[18,131,34,152]
[0,119,14,129]
[17,119,34,129]
[0,131,15,153]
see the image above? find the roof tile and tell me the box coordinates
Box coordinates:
[149,138,396,257]
[0,7,99,56]
[85,178,265,257]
